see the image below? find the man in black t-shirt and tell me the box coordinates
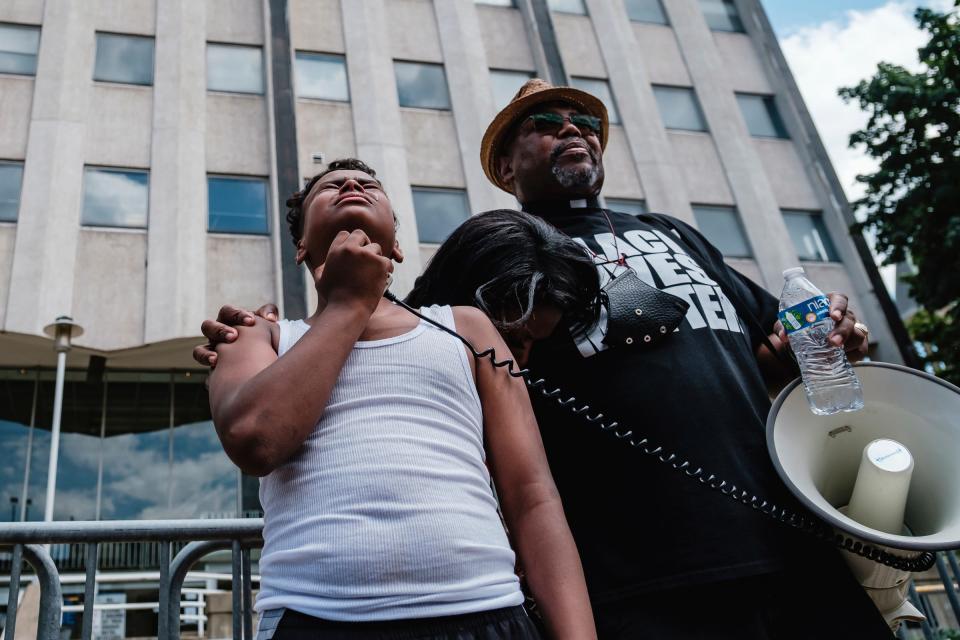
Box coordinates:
[478,79,889,638]
[195,79,890,637]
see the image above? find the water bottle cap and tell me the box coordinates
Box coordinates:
[783,267,805,279]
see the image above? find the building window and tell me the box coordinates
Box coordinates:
[548,0,588,15]
[412,187,470,244]
[570,77,620,125]
[394,61,451,110]
[208,176,269,234]
[207,43,264,95]
[475,0,515,6]
[605,198,647,215]
[652,85,708,132]
[82,167,149,228]
[0,161,24,222]
[783,210,840,262]
[692,205,752,258]
[625,0,669,24]
[736,94,788,139]
[490,69,533,110]
[700,0,744,32]
[295,51,349,102]
[93,33,155,86]
[0,23,40,76]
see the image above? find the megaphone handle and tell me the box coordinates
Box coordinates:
[384,292,936,573]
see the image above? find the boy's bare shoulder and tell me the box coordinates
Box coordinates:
[450,306,497,339]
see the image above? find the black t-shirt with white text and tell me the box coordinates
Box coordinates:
[527,207,818,603]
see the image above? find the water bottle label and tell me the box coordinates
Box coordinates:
[779,295,830,334]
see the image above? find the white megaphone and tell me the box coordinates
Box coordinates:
[767,362,960,631]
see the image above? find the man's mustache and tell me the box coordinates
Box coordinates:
[550,138,599,164]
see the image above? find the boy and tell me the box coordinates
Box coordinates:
[207,159,595,640]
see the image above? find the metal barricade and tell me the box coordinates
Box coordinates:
[1,519,262,640]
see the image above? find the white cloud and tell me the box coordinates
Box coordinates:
[779,1,951,203]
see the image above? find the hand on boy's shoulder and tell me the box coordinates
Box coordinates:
[215,315,280,355]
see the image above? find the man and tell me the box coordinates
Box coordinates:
[198,80,889,637]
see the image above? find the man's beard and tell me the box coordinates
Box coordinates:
[549,139,601,190]
[551,162,600,189]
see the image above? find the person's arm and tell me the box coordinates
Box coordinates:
[208,230,392,476]
[453,306,597,640]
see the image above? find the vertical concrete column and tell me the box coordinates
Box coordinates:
[143,0,208,342]
[340,0,421,294]
[585,0,695,222]
[664,0,796,287]
[5,2,95,336]
[433,1,516,213]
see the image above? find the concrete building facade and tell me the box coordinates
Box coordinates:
[0,0,915,526]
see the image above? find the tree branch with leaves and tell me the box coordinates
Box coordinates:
[840,3,960,384]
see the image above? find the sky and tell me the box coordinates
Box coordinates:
[762,0,953,203]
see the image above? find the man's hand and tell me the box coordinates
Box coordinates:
[193,303,280,368]
[776,292,869,363]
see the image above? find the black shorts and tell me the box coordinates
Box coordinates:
[592,562,893,640]
[258,605,542,640]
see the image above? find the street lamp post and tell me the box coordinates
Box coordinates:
[41,316,83,523]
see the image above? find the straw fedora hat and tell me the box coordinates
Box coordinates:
[480,78,609,194]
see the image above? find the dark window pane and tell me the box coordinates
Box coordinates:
[172,372,237,518]
[652,86,707,131]
[207,43,264,94]
[295,51,349,101]
[394,61,451,110]
[208,176,269,234]
[0,369,38,522]
[82,168,149,228]
[625,0,668,24]
[0,23,40,75]
[0,161,24,221]
[490,69,532,110]
[549,0,588,14]
[570,77,620,124]
[605,198,647,215]
[98,372,172,520]
[700,0,744,32]
[412,188,470,244]
[94,33,154,85]
[692,205,752,258]
[737,94,789,138]
[783,209,840,262]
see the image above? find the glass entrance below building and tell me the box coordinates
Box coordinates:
[0,368,260,523]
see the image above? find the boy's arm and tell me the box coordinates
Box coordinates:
[453,307,597,640]
[208,229,392,476]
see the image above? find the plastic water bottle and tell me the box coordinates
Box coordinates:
[778,267,864,415]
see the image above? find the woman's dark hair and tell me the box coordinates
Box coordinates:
[405,209,600,332]
[285,158,382,247]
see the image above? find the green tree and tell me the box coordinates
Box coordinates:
[840,4,960,384]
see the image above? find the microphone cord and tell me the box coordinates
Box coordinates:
[385,291,937,573]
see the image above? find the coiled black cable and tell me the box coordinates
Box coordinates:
[385,291,936,573]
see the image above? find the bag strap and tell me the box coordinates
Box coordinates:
[635,212,798,373]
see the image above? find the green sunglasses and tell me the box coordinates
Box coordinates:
[524,112,602,136]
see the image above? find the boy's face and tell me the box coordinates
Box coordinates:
[297,169,403,267]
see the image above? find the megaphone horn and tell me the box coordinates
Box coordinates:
[767,362,960,630]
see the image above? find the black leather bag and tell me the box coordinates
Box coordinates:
[601,269,690,348]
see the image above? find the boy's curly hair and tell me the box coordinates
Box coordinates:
[285,158,382,247]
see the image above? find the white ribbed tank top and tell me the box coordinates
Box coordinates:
[255,305,523,621]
